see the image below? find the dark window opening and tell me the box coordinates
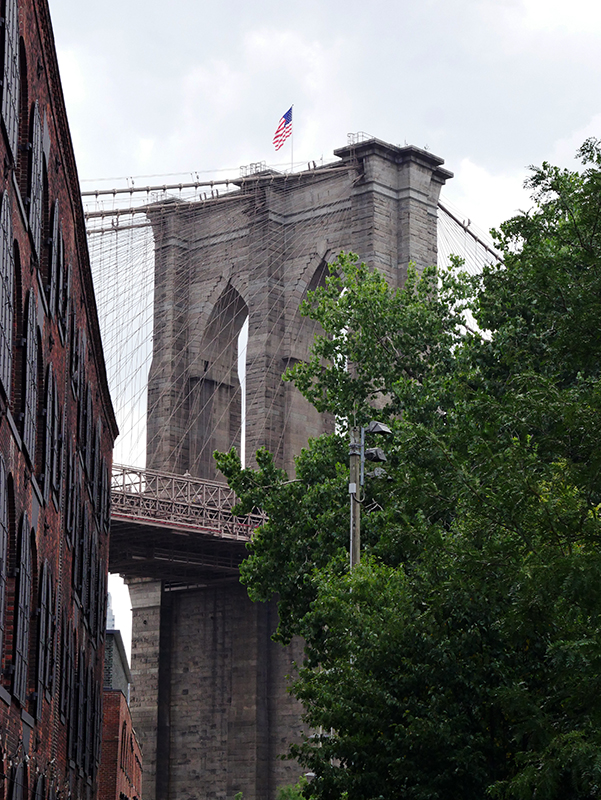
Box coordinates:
[16,40,27,199]
[0,455,7,670]
[0,190,14,401]
[12,513,31,704]
[27,101,43,260]
[21,290,38,463]
[43,191,59,317]
[1,0,19,163]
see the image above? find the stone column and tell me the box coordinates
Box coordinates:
[127,578,163,800]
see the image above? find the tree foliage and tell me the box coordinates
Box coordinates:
[215,140,601,800]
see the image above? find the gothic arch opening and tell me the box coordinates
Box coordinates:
[187,281,248,480]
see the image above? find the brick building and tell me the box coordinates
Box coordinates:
[0,0,118,799]
[99,630,142,800]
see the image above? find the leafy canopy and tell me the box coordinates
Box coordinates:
[215,139,601,800]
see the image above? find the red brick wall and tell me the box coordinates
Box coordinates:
[98,692,143,800]
[0,0,117,798]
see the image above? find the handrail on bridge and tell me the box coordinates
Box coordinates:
[110,463,265,541]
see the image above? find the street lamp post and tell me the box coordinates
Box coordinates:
[349,426,362,569]
[349,421,391,569]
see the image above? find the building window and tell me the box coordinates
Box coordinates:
[0,455,7,668]
[1,0,19,162]
[57,233,69,337]
[93,680,102,777]
[45,198,59,315]
[0,191,14,401]
[42,364,59,503]
[75,647,85,768]
[65,627,76,755]
[9,761,27,800]
[100,458,111,534]
[27,101,43,260]
[12,513,32,704]
[16,39,27,198]
[35,560,53,720]
[84,385,93,478]
[65,442,80,548]
[21,290,38,462]
[120,722,128,772]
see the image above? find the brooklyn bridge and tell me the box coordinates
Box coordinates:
[89,135,499,800]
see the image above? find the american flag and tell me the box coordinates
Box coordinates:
[273,107,293,151]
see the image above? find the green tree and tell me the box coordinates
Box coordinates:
[216,140,601,800]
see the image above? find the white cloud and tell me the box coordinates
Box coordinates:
[444,157,532,234]
[521,0,601,34]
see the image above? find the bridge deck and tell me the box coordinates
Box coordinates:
[109,464,265,581]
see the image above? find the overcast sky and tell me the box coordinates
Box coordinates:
[47,0,601,234]
[45,0,601,642]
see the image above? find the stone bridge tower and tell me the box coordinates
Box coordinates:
[124,139,452,800]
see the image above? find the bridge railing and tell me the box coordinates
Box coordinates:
[110,463,265,541]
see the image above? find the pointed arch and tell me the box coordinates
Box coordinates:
[187,281,248,479]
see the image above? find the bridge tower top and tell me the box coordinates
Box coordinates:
[144,137,453,481]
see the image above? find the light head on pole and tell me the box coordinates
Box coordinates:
[365,420,392,435]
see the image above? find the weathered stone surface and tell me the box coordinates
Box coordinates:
[146,139,452,480]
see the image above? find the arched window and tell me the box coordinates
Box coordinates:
[44,572,55,696]
[35,559,52,720]
[100,458,111,534]
[66,628,77,759]
[0,191,14,400]
[27,101,43,260]
[59,612,68,722]
[9,761,27,800]
[75,647,85,768]
[16,39,27,197]
[88,533,98,635]
[84,385,93,478]
[57,232,69,337]
[32,773,44,800]
[21,290,38,462]
[81,505,90,612]
[91,417,102,509]
[42,364,59,503]
[52,382,62,497]
[95,559,107,645]
[44,198,59,315]
[1,0,19,162]
[65,442,80,548]
[93,680,102,776]
[12,513,32,704]
[120,722,128,772]
[0,455,7,666]
[84,665,93,777]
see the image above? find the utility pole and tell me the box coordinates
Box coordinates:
[348,421,391,570]
[349,426,361,569]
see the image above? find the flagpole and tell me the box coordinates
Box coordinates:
[291,104,294,173]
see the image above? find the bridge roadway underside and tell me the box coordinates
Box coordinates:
[109,515,246,583]
[109,516,306,800]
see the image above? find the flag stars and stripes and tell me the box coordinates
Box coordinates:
[273,107,293,151]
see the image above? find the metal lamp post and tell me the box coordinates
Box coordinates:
[349,420,391,569]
